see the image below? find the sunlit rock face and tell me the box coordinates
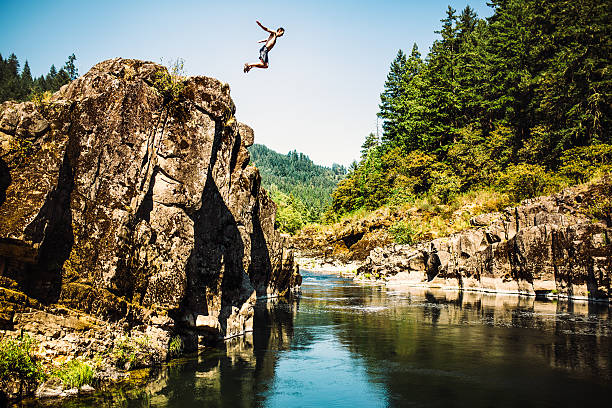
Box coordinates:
[357,180,612,301]
[0,58,301,349]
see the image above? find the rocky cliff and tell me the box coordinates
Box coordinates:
[0,58,301,381]
[356,179,611,301]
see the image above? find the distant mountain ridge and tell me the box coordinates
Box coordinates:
[248,144,346,231]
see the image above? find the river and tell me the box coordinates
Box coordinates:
[27,270,612,407]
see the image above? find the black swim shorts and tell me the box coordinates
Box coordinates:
[259,45,269,64]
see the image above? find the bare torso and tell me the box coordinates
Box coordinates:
[265,33,278,50]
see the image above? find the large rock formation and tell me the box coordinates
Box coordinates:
[0,58,301,365]
[357,180,611,301]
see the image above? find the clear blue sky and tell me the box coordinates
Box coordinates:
[1,0,492,167]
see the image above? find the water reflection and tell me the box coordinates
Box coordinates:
[19,272,612,407]
[18,297,299,408]
[305,276,612,406]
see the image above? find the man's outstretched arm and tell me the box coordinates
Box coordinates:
[256,20,274,33]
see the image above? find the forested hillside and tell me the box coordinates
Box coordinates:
[248,144,346,233]
[330,0,611,220]
[0,53,78,102]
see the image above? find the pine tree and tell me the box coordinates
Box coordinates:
[46,64,58,91]
[455,7,488,129]
[379,49,407,144]
[20,61,33,99]
[424,6,459,151]
[484,0,536,144]
[21,61,32,83]
[457,5,478,42]
[532,0,612,153]
[6,54,19,77]
[64,54,78,80]
[396,44,429,151]
[0,53,79,102]
[3,53,21,101]
[360,133,379,158]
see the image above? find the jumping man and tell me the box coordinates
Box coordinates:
[244,21,284,73]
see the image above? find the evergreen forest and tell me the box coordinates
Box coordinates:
[0,53,78,103]
[248,144,346,233]
[329,0,611,218]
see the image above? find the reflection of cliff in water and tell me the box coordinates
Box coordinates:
[322,284,612,390]
[98,297,298,408]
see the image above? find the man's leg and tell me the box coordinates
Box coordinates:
[249,61,269,69]
[245,58,268,72]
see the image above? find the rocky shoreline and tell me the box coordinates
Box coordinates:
[0,58,301,402]
[355,179,611,302]
[294,256,361,276]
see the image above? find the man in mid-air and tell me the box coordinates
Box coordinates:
[244,21,284,73]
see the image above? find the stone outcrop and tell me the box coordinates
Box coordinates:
[290,210,394,267]
[357,180,611,301]
[0,58,301,388]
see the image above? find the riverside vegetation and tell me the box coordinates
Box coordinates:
[330,0,610,220]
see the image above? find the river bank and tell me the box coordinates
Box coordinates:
[292,177,611,304]
[295,256,360,277]
[356,178,611,303]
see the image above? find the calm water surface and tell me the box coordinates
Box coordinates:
[27,271,612,407]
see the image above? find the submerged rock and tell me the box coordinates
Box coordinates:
[357,180,612,301]
[35,381,64,399]
[0,58,301,381]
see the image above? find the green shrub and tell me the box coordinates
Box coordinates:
[30,90,53,110]
[429,172,462,204]
[581,179,612,222]
[7,134,35,168]
[269,185,305,234]
[496,164,564,202]
[559,144,612,183]
[53,359,94,388]
[0,334,45,383]
[168,336,184,358]
[152,58,186,114]
[389,220,418,245]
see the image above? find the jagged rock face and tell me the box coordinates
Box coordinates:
[0,59,301,343]
[290,214,393,263]
[357,181,611,301]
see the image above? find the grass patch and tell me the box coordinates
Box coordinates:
[30,90,53,111]
[7,134,35,168]
[53,359,94,389]
[0,334,45,383]
[152,58,187,118]
[389,221,418,244]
